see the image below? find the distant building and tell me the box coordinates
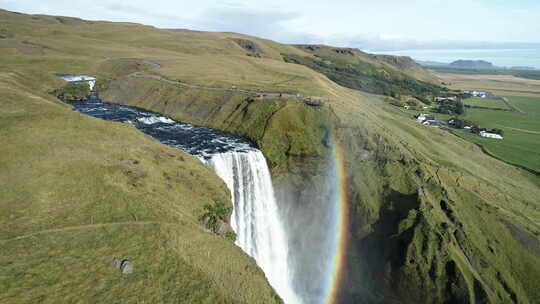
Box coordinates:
[434,96,457,102]
[464,90,487,98]
[479,131,503,139]
[416,113,435,123]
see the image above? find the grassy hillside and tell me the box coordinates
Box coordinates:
[100,49,540,304]
[282,45,445,102]
[0,10,281,304]
[2,8,540,304]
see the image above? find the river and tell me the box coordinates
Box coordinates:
[70,92,302,303]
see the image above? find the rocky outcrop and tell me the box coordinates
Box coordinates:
[231,38,264,57]
[370,54,422,70]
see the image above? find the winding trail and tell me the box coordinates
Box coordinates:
[129,72,302,100]
[0,221,200,243]
[123,58,303,99]
[507,127,540,135]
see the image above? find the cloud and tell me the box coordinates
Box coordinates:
[1,0,538,52]
[196,7,303,41]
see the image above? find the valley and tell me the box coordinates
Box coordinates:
[456,95,540,173]
[1,8,540,304]
[430,71,540,172]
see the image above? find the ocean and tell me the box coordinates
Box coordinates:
[369,48,540,69]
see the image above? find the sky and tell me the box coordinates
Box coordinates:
[2,0,540,54]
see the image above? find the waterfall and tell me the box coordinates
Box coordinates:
[206,151,301,304]
[68,93,304,303]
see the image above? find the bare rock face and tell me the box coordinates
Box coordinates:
[217,220,233,236]
[231,38,263,57]
[333,48,355,56]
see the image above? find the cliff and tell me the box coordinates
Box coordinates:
[101,72,540,304]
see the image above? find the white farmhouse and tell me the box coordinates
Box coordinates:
[465,90,488,98]
[479,131,503,139]
[435,96,457,102]
[416,113,435,123]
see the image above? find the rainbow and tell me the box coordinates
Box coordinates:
[322,133,350,304]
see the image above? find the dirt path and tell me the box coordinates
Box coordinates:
[128,73,302,100]
[117,57,304,100]
[1,221,166,242]
[507,127,540,135]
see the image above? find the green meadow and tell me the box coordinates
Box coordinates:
[463,97,509,110]
[456,96,540,172]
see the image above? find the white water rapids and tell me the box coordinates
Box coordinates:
[206,151,302,304]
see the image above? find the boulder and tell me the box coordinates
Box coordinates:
[120,260,133,274]
[112,257,133,274]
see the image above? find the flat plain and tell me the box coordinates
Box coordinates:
[463,97,510,110]
[436,72,540,97]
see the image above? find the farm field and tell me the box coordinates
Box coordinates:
[463,97,509,110]
[436,73,540,97]
[455,96,540,172]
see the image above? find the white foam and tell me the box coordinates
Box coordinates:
[137,116,175,125]
[206,151,301,304]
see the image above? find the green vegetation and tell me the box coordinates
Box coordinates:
[454,96,540,172]
[463,97,510,110]
[200,202,236,241]
[2,8,540,304]
[515,71,540,80]
[0,81,281,303]
[433,99,465,115]
[448,117,475,129]
[51,81,91,100]
[282,52,446,101]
